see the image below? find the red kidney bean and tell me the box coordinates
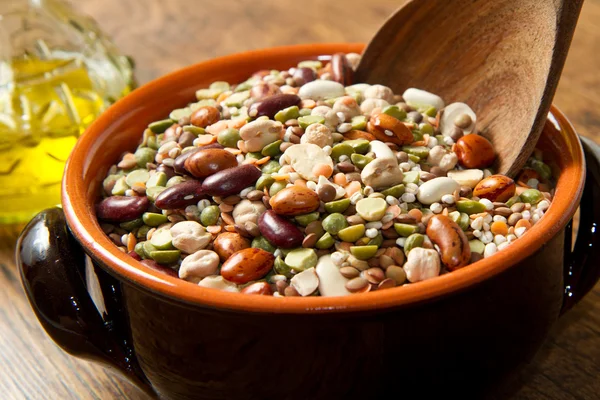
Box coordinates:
[331,53,353,86]
[201,164,261,197]
[156,164,176,179]
[293,67,316,84]
[258,210,304,248]
[173,143,224,175]
[248,94,301,119]
[128,250,142,261]
[96,196,149,222]
[140,259,178,277]
[154,180,206,209]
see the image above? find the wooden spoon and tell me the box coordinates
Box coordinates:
[354,0,583,177]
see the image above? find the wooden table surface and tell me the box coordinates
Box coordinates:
[1,1,599,399]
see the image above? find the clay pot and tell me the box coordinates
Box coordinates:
[16,44,600,400]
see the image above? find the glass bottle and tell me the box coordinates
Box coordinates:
[0,0,134,224]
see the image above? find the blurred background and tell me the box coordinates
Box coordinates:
[0,0,598,399]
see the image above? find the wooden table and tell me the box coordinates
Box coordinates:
[1,1,599,398]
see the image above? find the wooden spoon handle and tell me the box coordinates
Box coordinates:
[511,0,584,177]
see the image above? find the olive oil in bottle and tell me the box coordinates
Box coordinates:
[0,0,134,224]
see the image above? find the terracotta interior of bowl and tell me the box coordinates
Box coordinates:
[63,43,585,313]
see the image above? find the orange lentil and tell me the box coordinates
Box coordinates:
[345,181,362,198]
[300,99,317,109]
[491,221,509,236]
[228,119,247,129]
[515,219,532,230]
[313,163,333,178]
[216,92,230,103]
[386,205,401,219]
[281,86,299,95]
[205,120,228,135]
[407,208,423,222]
[196,134,217,145]
[207,225,222,234]
[333,173,347,186]
[224,225,237,233]
[254,156,271,165]
[294,179,307,188]
[272,174,290,181]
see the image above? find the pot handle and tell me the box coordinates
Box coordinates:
[16,208,154,397]
[561,136,600,314]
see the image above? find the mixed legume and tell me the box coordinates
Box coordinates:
[96,53,556,297]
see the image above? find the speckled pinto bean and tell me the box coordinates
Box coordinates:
[426,215,471,270]
[173,143,224,175]
[184,148,237,178]
[220,248,275,284]
[269,186,321,216]
[155,180,206,209]
[455,134,495,168]
[241,281,273,295]
[212,232,251,262]
[367,113,413,145]
[96,196,149,222]
[201,164,261,197]
[473,175,516,202]
[258,210,304,248]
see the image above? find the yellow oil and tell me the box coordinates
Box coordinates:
[0,57,131,223]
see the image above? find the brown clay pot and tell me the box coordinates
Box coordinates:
[16,44,600,399]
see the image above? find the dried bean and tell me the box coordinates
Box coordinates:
[293,67,317,84]
[269,186,320,216]
[331,53,354,86]
[213,232,251,262]
[258,210,304,248]
[202,164,261,197]
[249,94,301,119]
[173,143,224,175]
[96,196,150,222]
[426,215,470,270]
[220,248,275,284]
[184,148,238,178]
[155,180,206,210]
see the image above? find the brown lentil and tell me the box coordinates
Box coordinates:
[378,278,396,290]
[345,277,369,292]
[340,266,361,279]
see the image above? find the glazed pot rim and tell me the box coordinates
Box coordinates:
[62,43,585,314]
